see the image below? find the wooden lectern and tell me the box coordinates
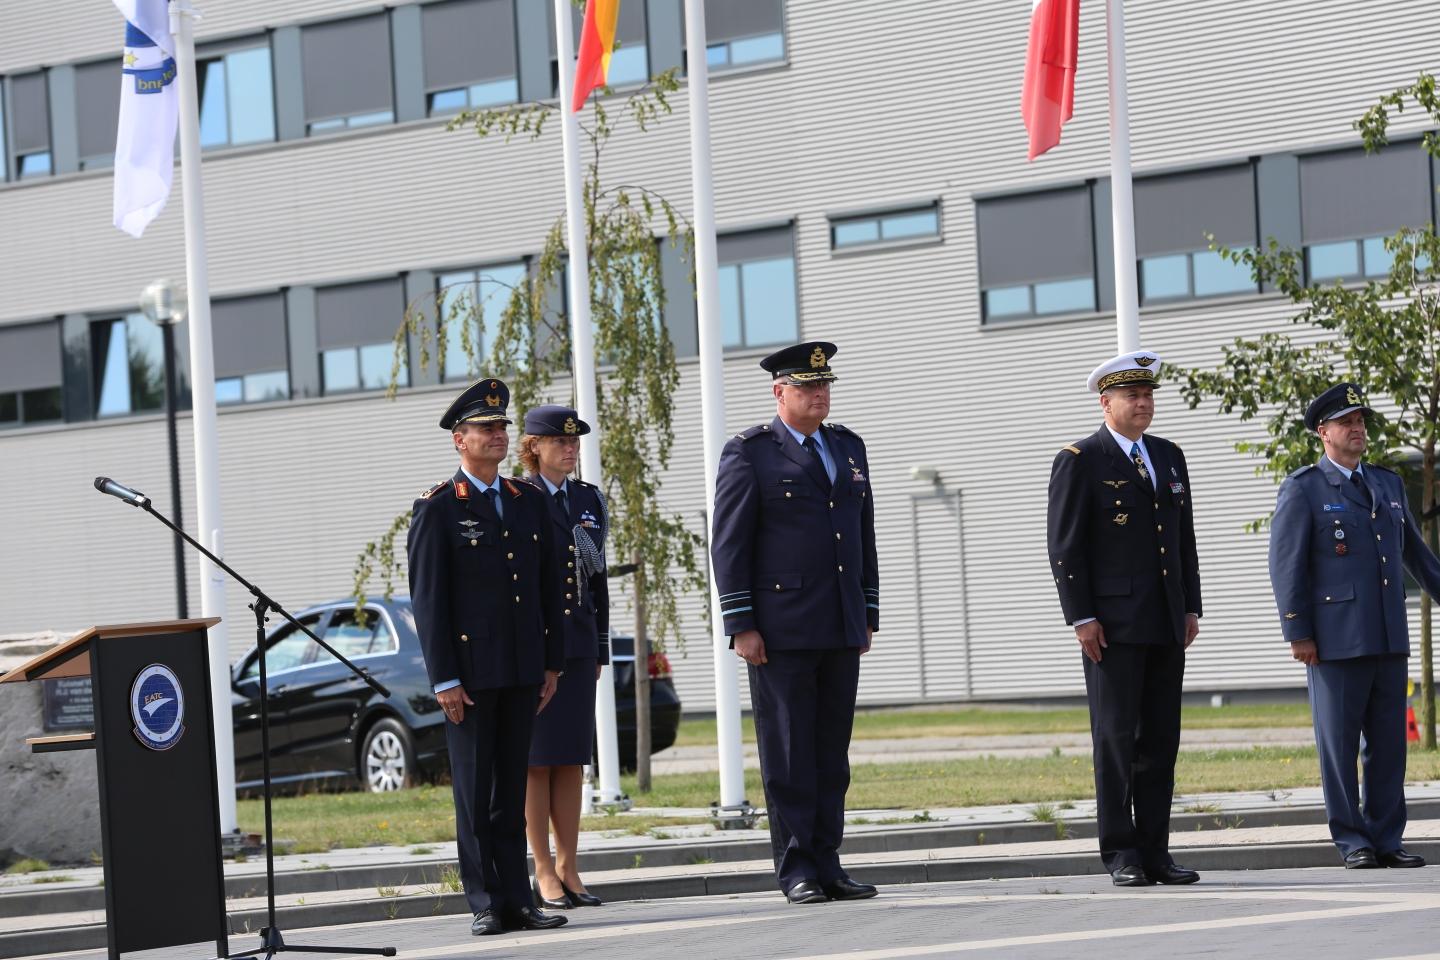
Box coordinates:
[0,618,229,960]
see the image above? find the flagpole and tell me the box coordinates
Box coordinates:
[1106,0,1141,353]
[554,0,625,811]
[683,0,749,825]
[169,0,236,834]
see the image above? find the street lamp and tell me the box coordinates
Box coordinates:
[139,278,188,619]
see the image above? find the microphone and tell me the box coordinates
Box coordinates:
[94,476,150,507]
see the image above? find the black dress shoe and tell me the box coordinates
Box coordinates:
[1145,863,1200,885]
[504,905,569,930]
[562,881,603,906]
[784,879,829,904]
[1344,847,1381,869]
[532,880,572,910]
[1111,865,1154,887]
[470,910,503,936]
[1378,848,1426,868]
[821,876,878,901]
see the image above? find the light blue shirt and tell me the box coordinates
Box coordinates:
[435,467,507,696]
[537,474,568,498]
[781,420,836,484]
[1325,456,1363,481]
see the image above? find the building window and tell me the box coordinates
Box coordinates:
[316,278,408,395]
[0,321,64,427]
[705,0,785,69]
[718,226,799,349]
[1300,146,1433,284]
[302,15,395,135]
[831,203,940,250]
[436,262,527,382]
[197,41,275,148]
[977,186,1096,322]
[212,294,289,404]
[91,313,167,417]
[1134,164,1257,303]
[554,3,649,96]
[75,61,121,170]
[7,72,51,180]
[423,0,519,115]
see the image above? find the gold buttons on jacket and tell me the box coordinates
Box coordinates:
[514,595,521,603]
[1115,500,1122,506]
[1156,524,1163,533]
[503,530,509,538]
[470,539,478,546]
[564,609,571,615]
[512,574,518,581]
[460,634,469,642]
[775,583,782,590]
[785,491,792,499]
[567,561,575,569]
[565,593,572,600]
[533,533,539,541]
[838,564,845,572]
[1160,547,1166,555]
[829,501,835,508]
[1162,569,1169,576]
[569,545,576,553]
[566,577,574,584]
[835,532,842,540]
[506,552,514,560]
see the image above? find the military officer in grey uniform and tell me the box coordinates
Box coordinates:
[1047,351,1203,887]
[407,378,569,935]
[1268,381,1440,869]
[711,341,880,905]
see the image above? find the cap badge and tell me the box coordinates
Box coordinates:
[1346,386,1362,406]
[1135,355,1155,367]
[809,346,827,369]
[489,381,498,388]
[484,394,502,408]
[563,417,578,435]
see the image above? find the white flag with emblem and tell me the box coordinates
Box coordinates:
[112,0,177,237]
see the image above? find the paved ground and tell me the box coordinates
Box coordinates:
[30,868,1440,960]
[650,726,1318,773]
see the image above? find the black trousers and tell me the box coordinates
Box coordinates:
[444,683,538,914]
[1082,641,1185,872]
[748,648,861,891]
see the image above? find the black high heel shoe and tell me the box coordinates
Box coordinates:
[532,879,572,910]
[562,881,602,907]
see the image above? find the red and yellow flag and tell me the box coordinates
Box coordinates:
[573,0,620,111]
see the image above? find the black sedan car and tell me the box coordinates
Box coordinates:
[231,597,680,793]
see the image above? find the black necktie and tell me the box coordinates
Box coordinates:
[555,488,569,518]
[802,436,822,462]
[1351,471,1364,487]
[486,487,502,521]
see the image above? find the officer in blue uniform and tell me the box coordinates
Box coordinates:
[1047,352,1203,887]
[1268,381,1440,869]
[407,378,569,935]
[520,404,609,910]
[711,341,880,905]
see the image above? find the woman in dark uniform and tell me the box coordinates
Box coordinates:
[519,405,609,909]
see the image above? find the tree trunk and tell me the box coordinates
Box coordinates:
[1422,442,1437,749]
[633,550,653,791]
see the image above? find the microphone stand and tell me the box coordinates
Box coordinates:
[101,485,396,960]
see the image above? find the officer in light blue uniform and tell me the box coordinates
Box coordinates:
[1269,382,1440,869]
[711,341,880,905]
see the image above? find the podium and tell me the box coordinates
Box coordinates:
[0,618,228,960]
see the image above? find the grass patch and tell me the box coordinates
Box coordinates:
[238,743,1428,852]
[1028,803,1059,823]
[33,875,74,884]
[674,703,1313,747]
[5,859,51,875]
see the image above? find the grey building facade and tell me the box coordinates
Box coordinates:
[2,0,1438,709]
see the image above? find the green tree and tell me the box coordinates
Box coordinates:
[352,71,708,790]
[1177,73,1440,747]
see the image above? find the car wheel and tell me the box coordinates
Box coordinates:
[361,718,416,793]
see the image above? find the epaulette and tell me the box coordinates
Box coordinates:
[1289,464,1315,478]
[511,475,540,489]
[830,422,853,435]
[735,423,770,441]
[572,478,597,490]
[1061,444,1081,456]
[419,479,451,501]
[1369,462,1400,478]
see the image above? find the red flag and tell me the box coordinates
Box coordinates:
[573,0,620,112]
[1021,0,1081,161]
